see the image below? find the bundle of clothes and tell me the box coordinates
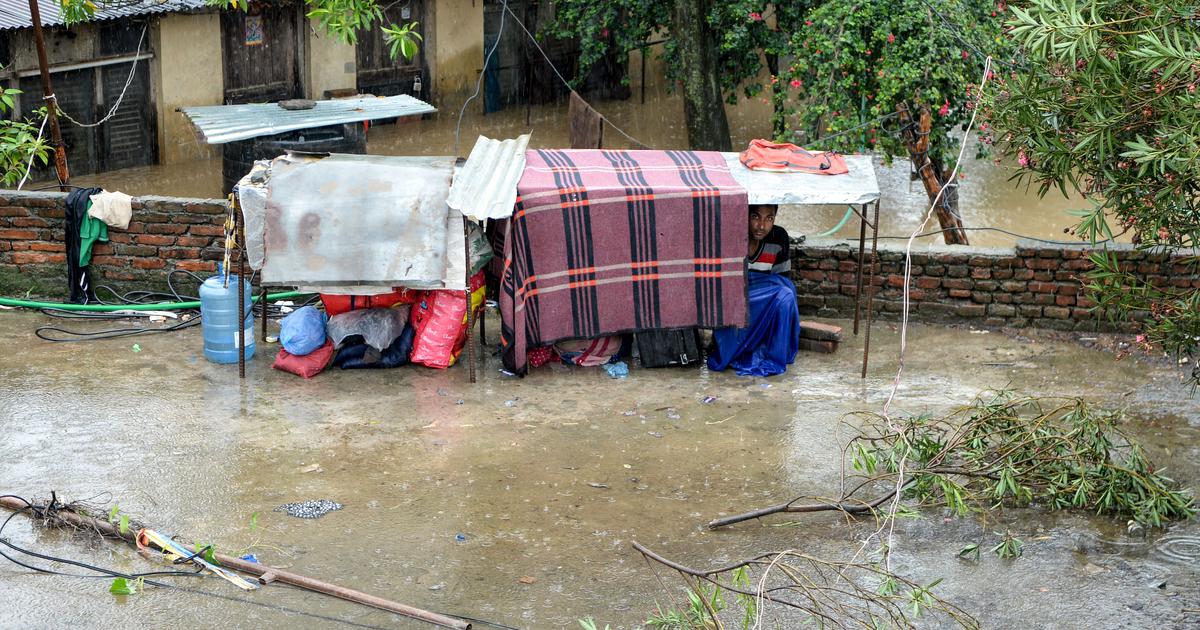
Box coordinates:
[271,272,487,379]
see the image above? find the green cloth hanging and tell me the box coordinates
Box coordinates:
[79,207,108,266]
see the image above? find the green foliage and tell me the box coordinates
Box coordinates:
[645,584,724,630]
[577,618,611,630]
[57,0,421,60]
[852,392,1196,527]
[989,532,1023,559]
[983,0,1200,380]
[776,0,1007,163]
[0,85,49,187]
[109,577,135,595]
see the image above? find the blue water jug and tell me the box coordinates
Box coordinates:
[200,272,255,364]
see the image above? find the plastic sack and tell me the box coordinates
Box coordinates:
[321,289,422,317]
[707,273,800,377]
[327,306,410,351]
[334,326,415,369]
[279,306,328,356]
[467,222,493,276]
[272,339,335,378]
[409,272,485,369]
[555,336,628,367]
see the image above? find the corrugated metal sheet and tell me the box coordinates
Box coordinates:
[180,94,437,144]
[722,152,880,205]
[446,134,529,221]
[0,0,207,30]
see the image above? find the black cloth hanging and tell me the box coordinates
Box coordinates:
[64,187,102,304]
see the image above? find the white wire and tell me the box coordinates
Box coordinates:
[55,22,148,128]
[454,0,507,156]
[16,113,49,191]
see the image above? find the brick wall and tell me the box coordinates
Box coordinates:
[0,190,226,295]
[792,237,1200,332]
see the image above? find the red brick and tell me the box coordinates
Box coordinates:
[10,251,64,264]
[948,289,971,298]
[8,241,29,250]
[0,206,29,217]
[1057,284,1079,296]
[89,255,126,266]
[1029,282,1056,294]
[1075,297,1097,309]
[0,229,37,239]
[114,244,158,257]
[916,277,941,289]
[34,207,64,219]
[145,223,188,235]
[1071,308,1093,319]
[161,247,201,259]
[28,241,63,252]
[799,321,843,341]
[139,212,170,223]
[970,268,992,279]
[108,233,135,244]
[799,270,825,282]
[1055,295,1075,307]
[135,234,176,246]
[798,338,838,353]
[11,217,48,228]
[176,260,216,272]
[132,257,165,270]
[189,225,226,237]
[185,202,227,215]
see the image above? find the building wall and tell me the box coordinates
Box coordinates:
[429,0,484,104]
[153,12,224,164]
[305,17,357,99]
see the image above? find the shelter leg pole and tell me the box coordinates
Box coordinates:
[237,203,246,380]
[260,284,268,342]
[853,204,867,335]
[464,218,477,384]
[861,201,879,379]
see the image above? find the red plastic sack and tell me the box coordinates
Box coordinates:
[272,339,335,378]
[409,272,485,369]
[321,289,421,317]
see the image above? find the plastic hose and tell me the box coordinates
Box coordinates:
[0,291,308,313]
[813,205,857,237]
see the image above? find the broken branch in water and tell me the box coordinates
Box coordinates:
[0,495,471,630]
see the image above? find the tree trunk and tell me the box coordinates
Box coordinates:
[897,102,969,245]
[670,0,732,151]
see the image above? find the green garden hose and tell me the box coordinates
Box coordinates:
[0,291,308,313]
[813,205,857,237]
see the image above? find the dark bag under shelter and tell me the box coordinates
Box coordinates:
[635,328,702,368]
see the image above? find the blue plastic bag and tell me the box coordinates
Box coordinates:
[707,273,800,377]
[279,305,328,356]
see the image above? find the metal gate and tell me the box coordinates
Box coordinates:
[221,3,303,104]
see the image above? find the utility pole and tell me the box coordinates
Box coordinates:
[27,0,71,190]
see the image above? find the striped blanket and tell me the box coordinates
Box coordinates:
[500,149,748,374]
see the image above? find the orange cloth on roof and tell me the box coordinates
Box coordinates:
[739,139,849,175]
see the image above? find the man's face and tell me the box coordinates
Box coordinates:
[749,206,776,242]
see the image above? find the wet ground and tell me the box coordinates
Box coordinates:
[0,311,1196,628]
[70,88,1086,248]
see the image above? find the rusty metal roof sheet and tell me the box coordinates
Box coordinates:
[0,0,207,30]
[180,94,437,144]
[446,134,530,221]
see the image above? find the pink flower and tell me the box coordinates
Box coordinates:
[938,100,950,116]
[887,33,895,43]
[748,11,762,21]
[1017,151,1029,168]
[1136,335,1146,343]
[962,50,970,59]
[790,78,802,88]
[805,20,813,26]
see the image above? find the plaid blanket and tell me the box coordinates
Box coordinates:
[500,149,748,374]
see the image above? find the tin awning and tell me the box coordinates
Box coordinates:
[180,94,437,144]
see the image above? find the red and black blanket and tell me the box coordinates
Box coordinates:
[500,149,748,374]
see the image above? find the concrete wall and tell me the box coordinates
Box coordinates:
[153,13,224,164]
[791,238,1200,332]
[429,0,484,104]
[306,18,357,99]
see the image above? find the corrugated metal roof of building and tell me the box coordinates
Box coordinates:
[446,134,530,221]
[0,0,208,31]
[179,94,438,144]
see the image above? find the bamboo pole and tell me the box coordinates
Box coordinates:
[0,496,469,629]
[896,102,968,245]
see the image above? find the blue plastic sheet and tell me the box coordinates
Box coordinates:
[279,306,328,356]
[707,273,799,377]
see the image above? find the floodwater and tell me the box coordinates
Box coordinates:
[71,88,1084,248]
[0,312,1196,628]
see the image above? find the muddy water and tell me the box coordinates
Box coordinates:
[0,312,1196,628]
[73,88,1083,248]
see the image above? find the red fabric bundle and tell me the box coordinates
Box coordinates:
[409,272,485,369]
[321,289,422,317]
[271,339,335,378]
[739,139,849,175]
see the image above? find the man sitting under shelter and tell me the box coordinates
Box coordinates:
[707,204,801,376]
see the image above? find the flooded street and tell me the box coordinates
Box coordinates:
[73,88,1083,248]
[0,311,1196,628]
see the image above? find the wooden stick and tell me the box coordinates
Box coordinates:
[0,496,469,629]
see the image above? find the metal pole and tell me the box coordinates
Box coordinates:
[260,284,268,342]
[853,204,867,335]
[237,200,246,379]
[27,0,70,189]
[464,217,477,384]
[861,201,879,379]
